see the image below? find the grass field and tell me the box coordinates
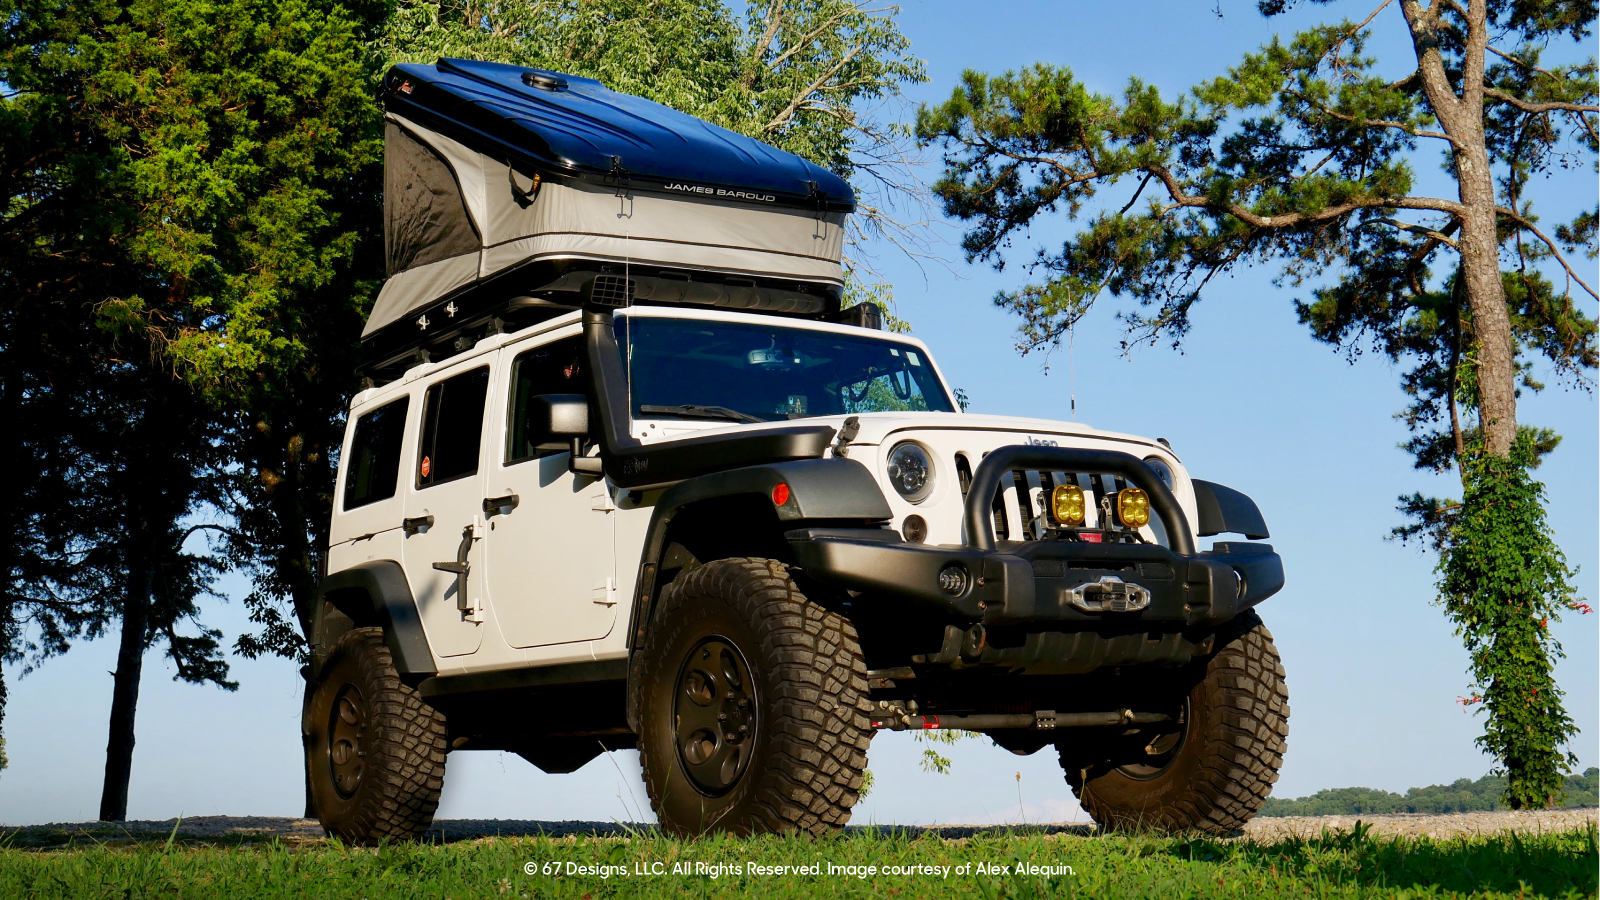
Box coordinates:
[1,822,1594,899]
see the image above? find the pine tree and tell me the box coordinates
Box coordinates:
[916,0,1595,805]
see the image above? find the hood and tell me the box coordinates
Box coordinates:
[633,410,1174,460]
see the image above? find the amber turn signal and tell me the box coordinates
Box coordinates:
[1117,488,1151,528]
[1050,484,1086,526]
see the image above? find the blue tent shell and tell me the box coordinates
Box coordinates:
[382,58,855,212]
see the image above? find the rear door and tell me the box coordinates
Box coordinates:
[400,363,494,659]
[328,395,412,573]
[481,332,618,649]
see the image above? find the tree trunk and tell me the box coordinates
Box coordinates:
[98,545,152,822]
[1454,142,1518,457]
[1402,0,1519,458]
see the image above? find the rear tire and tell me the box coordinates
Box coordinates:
[636,558,873,836]
[1060,611,1289,834]
[305,627,447,844]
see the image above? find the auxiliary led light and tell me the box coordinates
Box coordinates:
[1050,484,1086,526]
[1117,488,1151,528]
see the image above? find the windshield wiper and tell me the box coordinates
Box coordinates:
[639,404,768,424]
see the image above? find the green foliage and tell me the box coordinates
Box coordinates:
[0,0,390,807]
[911,727,978,775]
[0,825,1595,899]
[1261,767,1599,817]
[918,746,953,775]
[76,0,389,660]
[74,0,387,394]
[1435,438,1585,808]
[915,21,1596,356]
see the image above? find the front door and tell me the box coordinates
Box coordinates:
[400,362,494,659]
[482,333,618,649]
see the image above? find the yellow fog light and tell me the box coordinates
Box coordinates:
[1117,488,1151,528]
[1050,484,1086,526]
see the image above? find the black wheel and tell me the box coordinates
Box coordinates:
[1059,610,1289,834]
[636,558,873,836]
[305,627,447,844]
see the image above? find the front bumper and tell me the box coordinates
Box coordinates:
[785,445,1283,673]
[787,528,1282,627]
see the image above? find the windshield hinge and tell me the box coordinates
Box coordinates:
[833,416,861,458]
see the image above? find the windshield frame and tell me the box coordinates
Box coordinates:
[612,306,959,425]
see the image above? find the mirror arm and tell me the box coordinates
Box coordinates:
[569,434,603,476]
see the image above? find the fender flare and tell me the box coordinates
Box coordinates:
[1192,480,1270,540]
[621,456,891,731]
[316,560,436,677]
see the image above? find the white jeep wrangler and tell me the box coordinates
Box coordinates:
[304,57,1288,842]
[311,299,1288,841]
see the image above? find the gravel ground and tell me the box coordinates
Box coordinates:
[1243,807,1597,841]
[3,808,1594,848]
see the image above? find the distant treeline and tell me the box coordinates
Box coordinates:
[1259,768,1599,817]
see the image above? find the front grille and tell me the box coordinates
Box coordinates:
[957,455,1162,544]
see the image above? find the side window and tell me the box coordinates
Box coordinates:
[417,367,490,488]
[507,337,588,464]
[343,397,410,510]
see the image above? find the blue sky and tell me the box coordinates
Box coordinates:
[2,0,1594,826]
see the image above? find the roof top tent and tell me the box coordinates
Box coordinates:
[366,57,873,379]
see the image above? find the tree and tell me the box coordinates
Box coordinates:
[916,0,1595,806]
[75,0,389,670]
[379,0,930,276]
[85,362,237,822]
[0,306,117,777]
[77,0,389,815]
[0,0,132,775]
[0,0,387,810]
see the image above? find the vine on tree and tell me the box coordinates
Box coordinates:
[1430,436,1585,808]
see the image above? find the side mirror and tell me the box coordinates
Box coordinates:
[527,394,589,451]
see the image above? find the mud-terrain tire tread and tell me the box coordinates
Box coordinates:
[1062,610,1290,834]
[308,627,447,844]
[637,558,873,837]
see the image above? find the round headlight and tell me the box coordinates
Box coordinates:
[1143,456,1174,489]
[885,441,934,503]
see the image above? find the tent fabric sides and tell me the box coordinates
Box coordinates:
[383,121,480,277]
[367,108,847,338]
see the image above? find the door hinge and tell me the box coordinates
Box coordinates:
[592,576,618,606]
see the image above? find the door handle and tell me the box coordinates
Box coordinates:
[483,494,520,517]
[402,514,434,536]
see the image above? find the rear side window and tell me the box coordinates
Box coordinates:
[507,337,588,464]
[343,398,410,510]
[417,367,490,488]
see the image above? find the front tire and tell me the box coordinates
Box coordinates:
[1060,611,1290,834]
[636,558,873,836]
[305,627,448,844]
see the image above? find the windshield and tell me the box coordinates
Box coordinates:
[616,316,955,423]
